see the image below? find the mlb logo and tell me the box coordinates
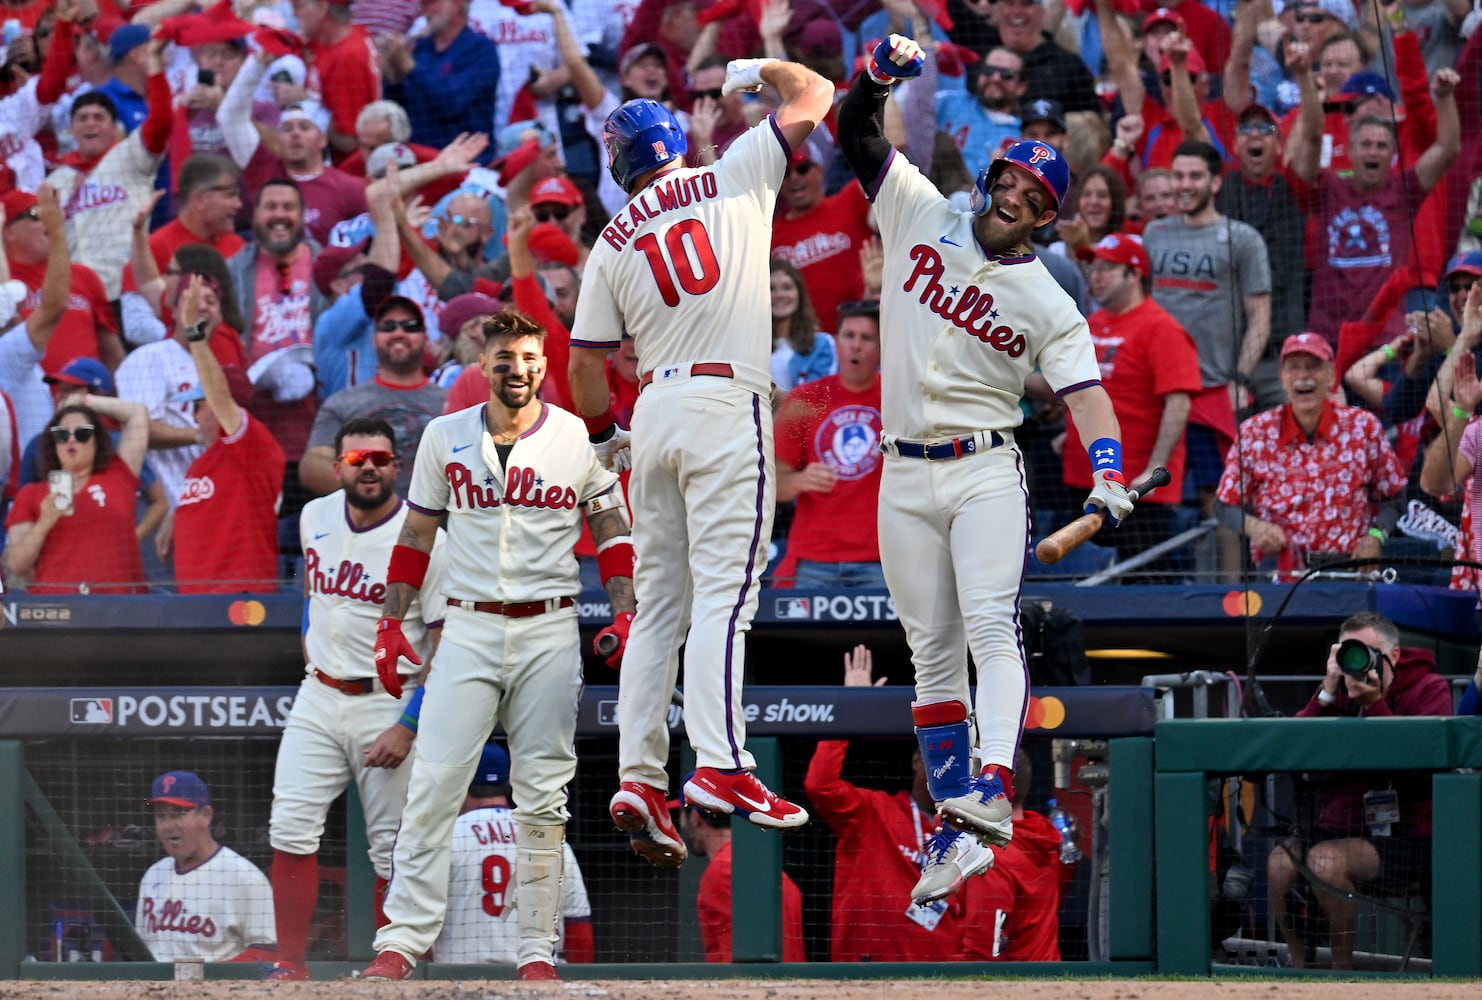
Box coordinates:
[652,140,667,158]
[70,698,113,724]
[597,700,619,726]
[776,597,810,620]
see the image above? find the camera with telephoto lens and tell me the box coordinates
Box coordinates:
[1336,638,1383,678]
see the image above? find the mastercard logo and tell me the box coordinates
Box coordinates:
[1024,695,1065,731]
[227,600,267,626]
[1221,590,1263,617]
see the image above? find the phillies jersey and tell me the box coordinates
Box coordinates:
[407,403,617,602]
[869,151,1100,438]
[0,78,50,194]
[136,846,275,962]
[114,339,203,508]
[433,805,591,963]
[299,495,449,680]
[571,118,789,383]
[803,740,966,961]
[7,259,117,377]
[47,129,166,299]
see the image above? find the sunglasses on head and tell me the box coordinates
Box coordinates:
[339,449,395,468]
[377,318,425,333]
[1237,120,1277,136]
[51,425,96,445]
[5,206,39,225]
[533,204,573,223]
[982,65,1021,81]
[692,87,724,101]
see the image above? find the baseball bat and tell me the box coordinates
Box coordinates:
[593,632,682,705]
[1034,467,1172,565]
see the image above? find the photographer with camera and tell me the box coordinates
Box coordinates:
[1266,611,1450,969]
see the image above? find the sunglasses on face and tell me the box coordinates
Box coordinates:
[1237,120,1277,136]
[51,425,96,445]
[1294,12,1329,23]
[786,161,817,177]
[692,87,724,101]
[339,448,395,468]
[533,204,573,223]
[446,213,481,228]
[377,318,425,333]
[982,66,1021,81]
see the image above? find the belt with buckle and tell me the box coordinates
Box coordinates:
[638,362,735,392]
[448,597,575,618]
[312,669,381,695]
[888,431,1005,462]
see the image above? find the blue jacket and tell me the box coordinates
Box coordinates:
[388,26,500,158]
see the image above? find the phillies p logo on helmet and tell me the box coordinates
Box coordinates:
[1028,144,1052,165]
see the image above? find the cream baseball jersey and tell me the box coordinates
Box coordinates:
[114,339,203,508]
[0,78,50,195]
[407,402,618,601]
[571,118,789,379]
[433,805,591,964]
[136,847,275,962]
[299,495,449,680]
[46,131,165,300]
[869,152,1101,438]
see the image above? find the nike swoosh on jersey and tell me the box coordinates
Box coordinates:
[939,236,962,247]
[452,443,473,453]
[313,532,330,540]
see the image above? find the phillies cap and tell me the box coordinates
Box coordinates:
[374,294,427,327]
[1445,251,1482,280]
[440,292,502,338]
[2,189,37,224]
[1280,332,1335,362]
[150,771,211,808]
[1087,233,1150,277]
[1020,98,1067,132]
[530,175,583,208]
[618,42,666,76]
[1238,103,1280,125]
[366,141,418,179]
[311,239,368,297]
[1142,7,1186,33]
[44,357,116,395]
[1337,71,1395,102]
[470,742,510,790]
[279,100,330,133]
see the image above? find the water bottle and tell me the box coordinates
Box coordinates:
[1047,798,1082,865]
[2,20,21,45]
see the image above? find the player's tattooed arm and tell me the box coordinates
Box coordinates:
[587,507,636,614]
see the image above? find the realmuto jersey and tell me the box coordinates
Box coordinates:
[434,806,591,963]
[407,403,618,601]
[299,495,448,681]
[571,117,789,378]
[870,151,1101,439]
[136,846,275,962]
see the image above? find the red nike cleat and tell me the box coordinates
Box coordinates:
[357,950,413,981]
[610,781,688,867]
[518,961,560,980]
[683,767,809,829]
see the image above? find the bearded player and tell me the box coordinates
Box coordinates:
[361,309,635,982]
[568,57,834,861]
[265,417,447,981]
[837,36,1133,906]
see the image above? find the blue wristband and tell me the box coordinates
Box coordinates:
[300,598,310,637]
[398,685,425,734]
[1088,437,1123,475]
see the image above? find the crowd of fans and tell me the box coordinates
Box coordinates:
[2,0,1482,593]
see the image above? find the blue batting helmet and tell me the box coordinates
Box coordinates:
[604,99,688,193]
[971,140,1070,218]
[470,742,510,791]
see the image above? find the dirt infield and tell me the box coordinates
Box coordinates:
[3,981,1478,999]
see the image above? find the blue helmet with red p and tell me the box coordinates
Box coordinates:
[970,140,1070,219]
[604,99,688,194]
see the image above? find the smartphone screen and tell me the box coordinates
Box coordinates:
[198,69,217,87]
[48,471,73,512]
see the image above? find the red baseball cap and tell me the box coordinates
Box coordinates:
[1086,233,1150,277]
[1142,7,1186,33]
[1280,332,1335,362]
[530,175,583,208]
[2,189,37,224]
[311,239,368,297]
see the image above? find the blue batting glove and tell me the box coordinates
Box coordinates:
[867,34,925,85]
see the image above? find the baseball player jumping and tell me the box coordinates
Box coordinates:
[568,58,834,863]
[264,417,447,982]
[360,308,636,982]
[838,36,1133,906]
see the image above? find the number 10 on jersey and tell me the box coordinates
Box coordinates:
[635,220,721,307]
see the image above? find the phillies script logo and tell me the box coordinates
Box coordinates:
[304,549,386,605]
[902,246,1026,357]
[140,898,217,939]
[445,464,578,511]
[177,476,216,507]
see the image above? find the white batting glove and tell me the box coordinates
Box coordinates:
[867,34,925,85]
[722,58,776,96]
[1084,470,1134,527]
[592,425,633,473]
